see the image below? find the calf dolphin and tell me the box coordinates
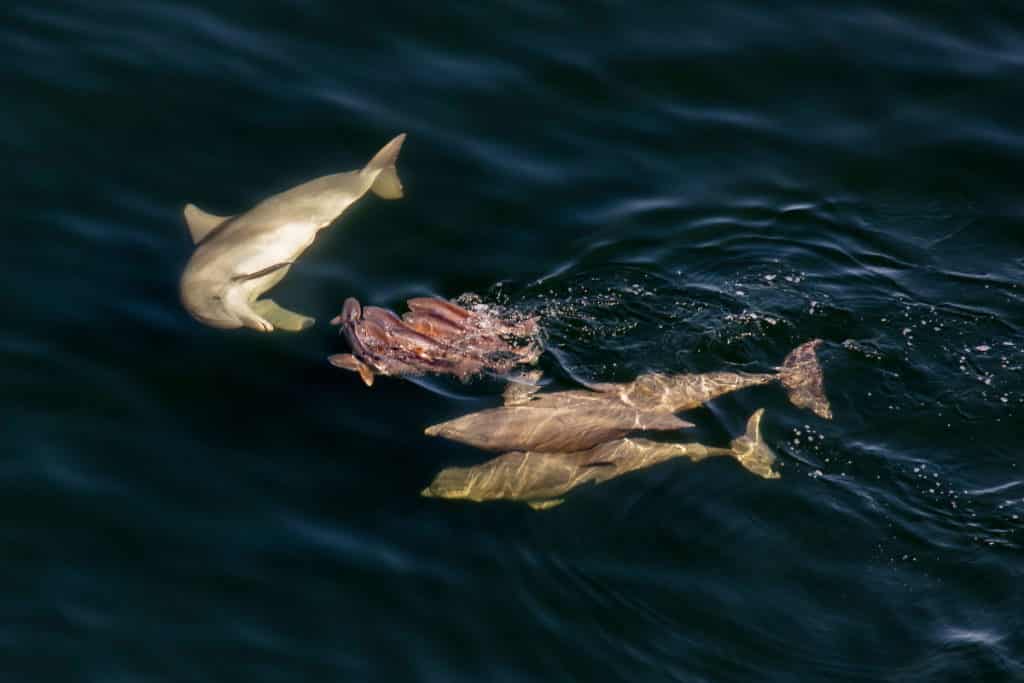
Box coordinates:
[180,133,406,332]
[422,409,777,510]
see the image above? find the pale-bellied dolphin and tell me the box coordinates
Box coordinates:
[328,296,541,386]
[180,133,406,332]
[423,340,830,453]
[421,409,777,510]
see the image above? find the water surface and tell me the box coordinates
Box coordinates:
[3,1,1023,680]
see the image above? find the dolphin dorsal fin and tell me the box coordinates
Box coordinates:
[183,203,232,244]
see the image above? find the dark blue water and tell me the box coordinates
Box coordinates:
[4,2,1023,680]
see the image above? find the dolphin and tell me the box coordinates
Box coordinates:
[423,339,830,453]
[421,409,777,510]
[180,133,406,332]
[425,388,695,453]
[586,339,832,419]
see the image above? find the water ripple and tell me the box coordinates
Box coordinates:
[4,0,1024,680]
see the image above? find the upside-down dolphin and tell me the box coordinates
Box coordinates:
[424,339,830,453]
[421,409,777,510]
[180,133,406,332]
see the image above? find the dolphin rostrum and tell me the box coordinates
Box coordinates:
[180,133,406,332]
[423,339,830,453]
[421,409,778,510]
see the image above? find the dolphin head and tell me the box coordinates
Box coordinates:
[180,276,244,329]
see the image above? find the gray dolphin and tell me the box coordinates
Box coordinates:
[180,133,406,332]
[425,388,696,453]
[422,409,777,510]
[424,339,830,453]
[586,339,832,419]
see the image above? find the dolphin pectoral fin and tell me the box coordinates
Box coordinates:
[251,299,315,332]
[638,412,696,430]
[527,498,564,511]
[183,203,232,244]
[328,353,376,387]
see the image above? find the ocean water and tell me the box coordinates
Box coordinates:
[4,1,1023,680]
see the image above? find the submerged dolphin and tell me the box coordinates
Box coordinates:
[586,338,832,419]
[180,133,406,332]
[424,339,830,453]
[426,387,695,452]
[422,409,777,510]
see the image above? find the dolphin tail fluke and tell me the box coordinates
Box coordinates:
[779,339,832,419]
[364,133,406,199]
[729,409,779,479]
